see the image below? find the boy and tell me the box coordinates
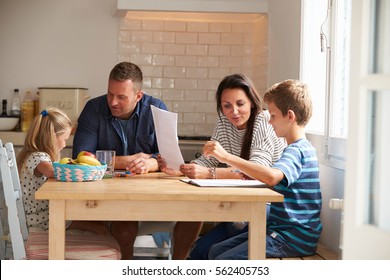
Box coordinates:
[202,79,322,259]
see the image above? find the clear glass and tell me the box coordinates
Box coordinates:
[96,150,116,179]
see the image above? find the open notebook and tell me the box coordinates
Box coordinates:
[180,178,267,188]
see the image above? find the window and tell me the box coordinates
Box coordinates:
[300,0,327,134]
[301,0,351,167]
[367,0,390,230]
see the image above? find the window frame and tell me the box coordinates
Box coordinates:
[301,0,350,170]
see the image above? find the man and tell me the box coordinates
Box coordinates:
[73,62,202,259]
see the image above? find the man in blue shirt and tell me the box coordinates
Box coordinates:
[73,62,202,259]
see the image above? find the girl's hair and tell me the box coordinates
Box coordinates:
[264,79,313,126]
[215,73,264,160]
[16,107,72,172]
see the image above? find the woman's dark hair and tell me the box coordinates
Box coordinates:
[216,74,264,160]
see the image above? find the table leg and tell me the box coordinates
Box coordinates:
[248,202,267,260]
[48,200,66,260]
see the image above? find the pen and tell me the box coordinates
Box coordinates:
[230,169,241,173]
[115,171,133,177]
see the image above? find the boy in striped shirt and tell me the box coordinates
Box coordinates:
[202,79,322,259]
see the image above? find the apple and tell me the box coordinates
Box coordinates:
[76,151,96,163]
[77,151,96,158]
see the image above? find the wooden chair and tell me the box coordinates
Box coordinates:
[0,141,121,260]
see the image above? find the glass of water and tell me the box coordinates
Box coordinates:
[96,150,116,178]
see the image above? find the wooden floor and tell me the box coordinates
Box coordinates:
[267,243,339,260]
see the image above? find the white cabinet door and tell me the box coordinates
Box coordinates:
[343,0,390,259]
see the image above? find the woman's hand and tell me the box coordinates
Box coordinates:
[156,154,183,176]
[179,164,211,179]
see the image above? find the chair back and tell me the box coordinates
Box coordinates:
[0,142,27,259]
[0,141,121,260]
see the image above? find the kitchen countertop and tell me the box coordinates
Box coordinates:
[0,131,74,146]
[0,132,207,147]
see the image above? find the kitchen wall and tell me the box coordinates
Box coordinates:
[0,0,118,108]
[118,12,268,136]
[0,0,343,255]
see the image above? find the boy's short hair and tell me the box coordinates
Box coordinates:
[264,79,312,126]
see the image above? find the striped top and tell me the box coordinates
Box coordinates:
[194,111,286,168]
[268,138,322,256]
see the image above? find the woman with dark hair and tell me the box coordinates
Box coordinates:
[158,73,286,259]
[160,73,285,179]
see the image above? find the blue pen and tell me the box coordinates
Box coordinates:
[230,169,241,173]
[115,171,132,177]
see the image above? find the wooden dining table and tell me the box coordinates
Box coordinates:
[35,172,284,260]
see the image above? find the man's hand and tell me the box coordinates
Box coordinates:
[125,153,158,174]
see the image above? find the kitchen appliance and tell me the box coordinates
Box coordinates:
[38,87,89,128]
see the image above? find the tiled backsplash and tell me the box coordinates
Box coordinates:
[118,12,268,137]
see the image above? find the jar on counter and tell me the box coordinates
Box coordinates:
[21,91,34,132]
[34,91,39,116]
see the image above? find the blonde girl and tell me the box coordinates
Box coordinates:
[17,108,108,235]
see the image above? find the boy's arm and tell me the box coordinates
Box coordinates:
[203,141,284,186]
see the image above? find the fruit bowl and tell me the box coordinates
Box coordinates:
[53,162,107,182]
[0,117,19,131]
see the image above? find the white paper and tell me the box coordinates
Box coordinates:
[151,105,185,170]
[180,178,267,188]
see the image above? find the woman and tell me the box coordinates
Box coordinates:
[158,73,286,259]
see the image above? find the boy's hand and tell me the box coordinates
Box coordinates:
[202,141,229,163]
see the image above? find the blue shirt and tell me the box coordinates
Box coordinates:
[268,138,322,256]
[72,94,168,158]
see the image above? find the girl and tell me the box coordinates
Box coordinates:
[17,107,109,235]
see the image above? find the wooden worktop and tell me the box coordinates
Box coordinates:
[36,172,284,203]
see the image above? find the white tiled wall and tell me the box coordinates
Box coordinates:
[118,13,268,137]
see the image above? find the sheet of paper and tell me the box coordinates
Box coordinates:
[180,178,267,188]
[151,105,185,170]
